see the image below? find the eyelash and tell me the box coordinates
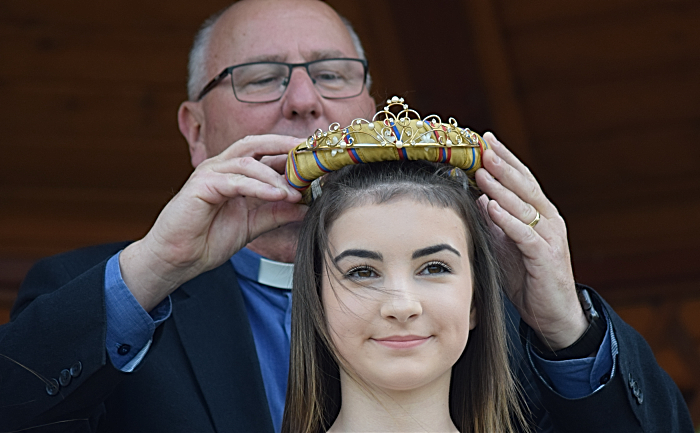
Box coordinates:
[343,261,453,279]
[344,264,378,280]
[419,260,453,275]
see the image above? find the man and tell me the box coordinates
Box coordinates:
[0,0,692,432]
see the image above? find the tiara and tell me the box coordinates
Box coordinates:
[285,96,489,203]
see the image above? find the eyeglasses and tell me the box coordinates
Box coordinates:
[196,58,368,103]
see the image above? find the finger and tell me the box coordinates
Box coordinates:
[220,135,304,160]
[476,167,539,227]
[483,132,531,178]
[487,200,547,262]
[477,194,505,235]
[248,201,308,239]
[193,158,301,204]
[479,136,558,219]
[206,156,296,196]
[260,154,289,174]
[477,193,489,210]
[201,174,301,205]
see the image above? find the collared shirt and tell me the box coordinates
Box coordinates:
[229,247,293,433]
[530,308,617,398]
[104,249,614,433]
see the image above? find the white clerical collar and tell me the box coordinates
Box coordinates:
[258,257,294,290]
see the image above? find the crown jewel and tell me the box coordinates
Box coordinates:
[286,96,489,203]
[299,96,482,154]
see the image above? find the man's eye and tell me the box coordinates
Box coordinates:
[246,75,283,87]
[313,71,344,82]
[346,266,377,279]
[419,261,452,275]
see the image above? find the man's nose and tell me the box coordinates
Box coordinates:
[280,67,323,120]
[380,285,423,323]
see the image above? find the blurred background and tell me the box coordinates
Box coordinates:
[1,0,698,425]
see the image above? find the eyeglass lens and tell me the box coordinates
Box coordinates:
[231,59,365,103]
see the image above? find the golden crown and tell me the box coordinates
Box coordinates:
[286,96,489,203]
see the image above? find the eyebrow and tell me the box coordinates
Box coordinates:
[242,54,287,63]
[333,249,383,263]
[411,244,461,259]
[241,50,348,64]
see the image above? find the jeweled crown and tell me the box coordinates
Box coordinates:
[286,96,489,203]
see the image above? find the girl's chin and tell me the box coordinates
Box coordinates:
[356,369,451,393]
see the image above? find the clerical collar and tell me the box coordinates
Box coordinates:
[230,247,294,290]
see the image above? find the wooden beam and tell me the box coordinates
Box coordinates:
[326,0,413,102]
[458,0,533,164]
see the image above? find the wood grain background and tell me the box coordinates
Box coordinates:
[1,0,698,424]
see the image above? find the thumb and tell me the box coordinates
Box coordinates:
[248,201,308,240]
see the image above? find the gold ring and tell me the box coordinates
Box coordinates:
[527,210,541,228]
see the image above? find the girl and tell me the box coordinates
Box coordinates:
[283,160,528,432]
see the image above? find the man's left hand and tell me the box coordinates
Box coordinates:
[475,132,588,350]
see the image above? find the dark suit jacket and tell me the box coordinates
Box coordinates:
[0,243,693,432]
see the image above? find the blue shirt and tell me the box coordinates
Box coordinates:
[104,250,614,433]
[229,247,293,433]
[529,308,617,398]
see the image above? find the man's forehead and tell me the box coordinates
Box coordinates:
[210,0,357,67]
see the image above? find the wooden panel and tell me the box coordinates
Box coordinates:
[0,258,35,324]
[533,123,700,208]
[0,0,230,29]
[497,0,690,29]
[656,348,695,390]
[458,0,532,160]
[326,0,414,105]
[2,142,191,190]
[0,213,151,258]
[1,82,185,140]
[567,200,700,253]
[506,5,700,89]
[574,246,700,288]
[0,24,191,85]
[521,67,700,142]
[681,300,700,340]
[0,185,177,220]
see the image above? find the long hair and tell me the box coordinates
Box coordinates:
[282,160,528,433]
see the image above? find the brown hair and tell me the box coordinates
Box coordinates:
[282,160,528,433]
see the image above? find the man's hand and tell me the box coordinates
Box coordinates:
[476,132,588,350]
[120,135,307,311]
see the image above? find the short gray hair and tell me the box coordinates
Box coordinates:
[186,4,371,101]
[187,7,229,101]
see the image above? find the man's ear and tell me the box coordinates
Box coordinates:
[178,101,207,167]
[469,304,478,330]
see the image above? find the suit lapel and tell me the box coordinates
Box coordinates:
[171,261,274,433]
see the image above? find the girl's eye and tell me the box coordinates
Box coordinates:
[346,266,378,279]
[419,261,452,275]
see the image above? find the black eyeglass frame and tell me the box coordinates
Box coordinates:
[196,58,369,102]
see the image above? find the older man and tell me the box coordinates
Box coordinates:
[1,0,692,432]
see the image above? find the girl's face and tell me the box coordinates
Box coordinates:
[322,198,477,393]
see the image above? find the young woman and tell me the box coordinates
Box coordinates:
[282,160,529,433]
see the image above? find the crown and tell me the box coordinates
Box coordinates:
[285,96,489,203]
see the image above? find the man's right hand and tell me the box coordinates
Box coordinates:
[120,135,306,311]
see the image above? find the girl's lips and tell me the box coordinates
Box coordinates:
[372,335,431,349]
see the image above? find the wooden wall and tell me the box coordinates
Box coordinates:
[486,1,700,420]
[1,0,698,424]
